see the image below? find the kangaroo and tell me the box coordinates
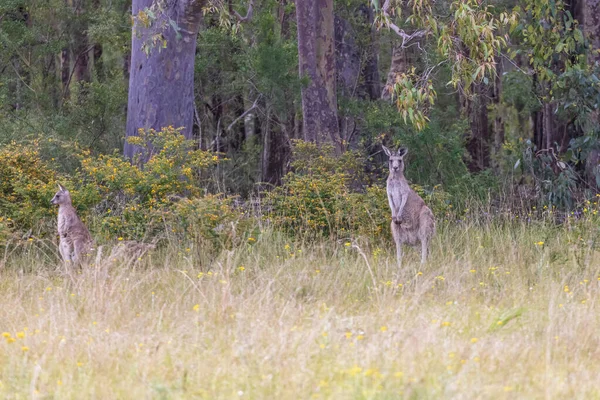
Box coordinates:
[383,145,435,267]
[51,184,93,264]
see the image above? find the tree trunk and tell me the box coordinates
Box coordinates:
[91,0,104,82]
[124,0,205,160]
[61,0,72,100]
[243,91,256,141]
[492,58,505,169]
[360,4,380,101]
[73,6,90,85]
[576,0,600,189]
[45,53,59,108]
[262,114,288,185]
[61,46,71,99]
[381,43,408,100]
[295,0,341,152]
[335,15,360,98]
[122,0,132,81]
[463,84,492,172]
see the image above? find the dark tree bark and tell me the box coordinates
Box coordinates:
[8,6,31,110]
[492,58,504,160]
[335,15,360,98]
[45,53,60,108]
[262,113,289,185]
[61,46,71,99]
[73,2,90,87]
[334,14,359,146]
[91,0,104,82]
[59,0,71,100]
[462,83,492,172]
[295,0,342,152]
[93,43,104,81]
[122,0,132,81]
[124,0,205,160]
[360,5,380,101]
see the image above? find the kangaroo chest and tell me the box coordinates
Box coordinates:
[387,179,407,194]
[57,207,75,237]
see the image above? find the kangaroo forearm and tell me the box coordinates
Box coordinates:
[397,196,408,218]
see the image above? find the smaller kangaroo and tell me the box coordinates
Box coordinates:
[383,145,435,267]
[51,184,93,264]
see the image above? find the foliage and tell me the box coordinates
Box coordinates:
[0,141,60,234]
[391,67,436,130]
[80,127,231,242]
[373,0,516,129]
[267,140,449,239]
[0,129,241,254]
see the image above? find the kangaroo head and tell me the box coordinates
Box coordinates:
[51,183,73,206]
[382,145,408,174]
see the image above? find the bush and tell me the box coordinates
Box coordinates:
[267,140,449,239]
[0,128,243,254]
[0,140,60,235]
[79,127,237,244]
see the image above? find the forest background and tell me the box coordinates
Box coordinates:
[2,0,600,397]
[0,0,599,247]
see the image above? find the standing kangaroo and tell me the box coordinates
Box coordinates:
[51,184,93,264]
[383,145,435,266]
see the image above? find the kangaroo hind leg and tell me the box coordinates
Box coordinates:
[59,240,73,263]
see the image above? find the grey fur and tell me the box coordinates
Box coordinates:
[51,184,93,264]
[383,145,436,266]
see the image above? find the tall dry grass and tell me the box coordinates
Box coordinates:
[0,213,599,399]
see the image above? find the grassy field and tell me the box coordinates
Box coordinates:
[1,215,600,399]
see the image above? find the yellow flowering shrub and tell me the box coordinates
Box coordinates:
[0,141,60,234]
[268,140,449,239]
[78,127,235,242]
[0,128,239,251]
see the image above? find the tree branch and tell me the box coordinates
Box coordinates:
[233,0,254,22]
[227,95,261,131]
[380,0,426,47]
[62,44,95,101]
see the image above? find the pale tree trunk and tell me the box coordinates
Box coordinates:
[295,0,342,152]
[124,0,205,160]
[381,43,408,100]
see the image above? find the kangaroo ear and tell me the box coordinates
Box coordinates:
[57,183,67,192]
[397,147,408,158]
[382,145,392,157]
